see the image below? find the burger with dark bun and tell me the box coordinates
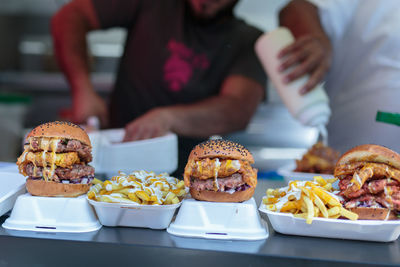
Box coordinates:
[335,144,400,220]
[17,121,94,197]
[184,139,257,202]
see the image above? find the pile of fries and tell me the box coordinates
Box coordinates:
[263,176,358,224]
[88,170,186,205]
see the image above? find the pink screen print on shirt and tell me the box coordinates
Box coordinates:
[163,39,210,92]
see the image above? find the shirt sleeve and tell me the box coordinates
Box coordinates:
[227,26,267,88]
[91,0,143,29]
[306,0,360,42]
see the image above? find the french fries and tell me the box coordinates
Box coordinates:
[87,170,187,205]
[263,176,358,224]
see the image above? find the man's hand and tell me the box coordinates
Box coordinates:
[123,108,173,142]
[72,89,109,127]
[278,35,332,95]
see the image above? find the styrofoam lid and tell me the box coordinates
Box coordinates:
[0,172,26,217]
[3,194,102,233]
[167,198,268,240]
[88,129,178,175]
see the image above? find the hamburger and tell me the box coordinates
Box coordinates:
[16,121,94,197]
[184,139,257,202]
[334,144,400,220]
[295,142,340,174]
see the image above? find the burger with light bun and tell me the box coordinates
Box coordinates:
[17,121,94,197]
[184,139,257,202]
[335,144,400,220]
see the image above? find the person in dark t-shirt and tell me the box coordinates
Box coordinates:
[52,0,266,174]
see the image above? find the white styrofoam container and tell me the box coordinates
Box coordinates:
[0,172,26,217]
[259,204,400,242]
[277,162,334,183]
[167,198,268,240]
[0,163,18,173]
[2,194,102,233]
[89,129,178,177]
[88,198,181,229]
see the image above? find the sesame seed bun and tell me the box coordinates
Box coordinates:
[26,121,91,147]
[334,144,400,175]
[26,178,90,197]
[189,186,254,203]
[188,139,254,163]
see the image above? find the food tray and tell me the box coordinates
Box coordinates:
[277,163,334,183]
[3,194,102,233]
[88,198,181,229]
[0,163,18,173]
[259,204,400,242]
[89,129,178,177]
[0,172,26,217]
[167,198,268,240]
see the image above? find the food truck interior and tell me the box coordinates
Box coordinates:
[0,0,316,169]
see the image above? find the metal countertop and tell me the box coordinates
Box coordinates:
[0,179,399,267]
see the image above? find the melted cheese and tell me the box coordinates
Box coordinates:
[353,173,362,188]
[214,158,221,191]
[196,161,202,174]
[18,137,61,180]
[40,138,60,181]
[33,162,38,177]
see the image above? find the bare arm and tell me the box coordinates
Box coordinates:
[123,75,264,140]
[51,0,109,125]
[279,0,332,94]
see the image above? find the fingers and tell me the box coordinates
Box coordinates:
[70,91,109,127]
[279,48,308,72]
[278,36,311,58]
[277,35,331,95]
[122,109,171,142]
[123,122,163,142]
[300,65,327,95]
[284,53,319,83]
[123,123,144,142]
[284,54,327,95]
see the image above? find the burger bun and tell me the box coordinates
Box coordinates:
[189,187,254,203]
[188,139,254,163]
[335,144,400,175]
[26,121,91,147]
[26,178,90,197]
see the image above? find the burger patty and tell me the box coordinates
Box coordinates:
[339,175,400,211]
[24,162,94,180]
[344,192,400,211]
[339,176,400,199]
[190,173,246,192]
[28,139,92,162]
[29,176,94,184]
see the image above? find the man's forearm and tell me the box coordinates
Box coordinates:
[51,1,98,96]
[279,0,327,40]
[165,76,264,137]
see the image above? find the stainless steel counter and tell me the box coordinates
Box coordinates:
[0,179,399,267]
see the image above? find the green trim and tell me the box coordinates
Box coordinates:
[376,111,400,127]
[0,94,31,104]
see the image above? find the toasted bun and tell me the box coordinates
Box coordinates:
[189,187,254,203]
[26,178,90,197]
[27,121,91,147]
[349,207,398,220]
[188,139,254,163]
[335,144,400,174]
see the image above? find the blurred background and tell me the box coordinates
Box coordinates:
[0,0,318,170]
